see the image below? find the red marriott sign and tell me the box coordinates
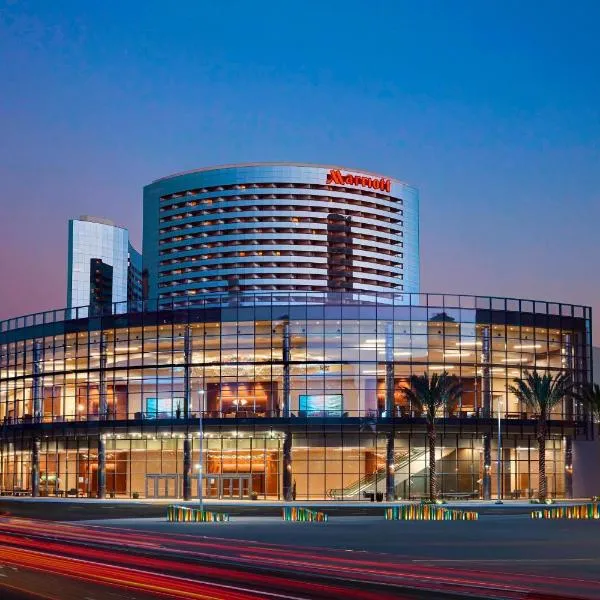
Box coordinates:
[326,169,391,193]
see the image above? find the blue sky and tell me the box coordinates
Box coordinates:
[0,0,598,336]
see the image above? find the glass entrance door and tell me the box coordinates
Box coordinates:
[219,475,252,499]
[206,476,220,498]
[145,474,179,498]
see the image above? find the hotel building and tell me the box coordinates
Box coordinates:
[142,163,419,302]
[0,164,593,501]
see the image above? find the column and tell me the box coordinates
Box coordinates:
[564,437,573,499]
[384,322,394,417]
[31,438,40,497]
[562,333,574,500]
[182,437,192,501]
[481,326,492,417]
[183,325,191,419]
[385,432,395,501]
[481,326,492,499]
[32,341,43,423]
[97,436,106,499]
[502,447,511,499]
[562,334,573,420]
[99,332,108,419]
[282,431,293,501]
[483,436,492,500]
[282,321,290,418]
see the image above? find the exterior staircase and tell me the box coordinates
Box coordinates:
[327,448,426,500]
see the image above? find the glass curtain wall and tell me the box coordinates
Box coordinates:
[0,294,591,499]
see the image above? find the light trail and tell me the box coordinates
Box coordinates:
[0,520,405,600]
[0,517,596,599]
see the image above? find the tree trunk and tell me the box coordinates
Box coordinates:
[428,425,437,501]
[538,421,547,502]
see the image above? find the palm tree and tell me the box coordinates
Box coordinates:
[509,371,576,502]
[579,383,600,432]
[403,372,462,501]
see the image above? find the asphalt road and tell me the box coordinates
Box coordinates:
[89,515,600,582]
[0,501,599,599]
[0,563,161,600]
[0,517,495,600]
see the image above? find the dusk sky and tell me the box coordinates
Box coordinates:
[1,1,598,337]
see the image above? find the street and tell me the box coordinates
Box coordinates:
[0,508,598,599]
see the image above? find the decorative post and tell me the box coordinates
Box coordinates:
[97,435,106,499]
[385,432,395,501]
[282,320,290,418]
[282,431,293,501]
[31,438,40,497]
[32,341,43,423]
[481,326,492,500]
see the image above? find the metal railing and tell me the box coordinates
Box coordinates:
[0,410,578,427]
[327,448,426,500]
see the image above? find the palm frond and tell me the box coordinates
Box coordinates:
[403,371,462,424]
[578,383,600,421]
[509,371,576,417]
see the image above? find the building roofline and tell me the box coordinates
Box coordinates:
[70,215,127,230]
[148,162,415,188]
[0,292,591,339]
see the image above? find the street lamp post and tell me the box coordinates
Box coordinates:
[496,399,503,504]
[198,389,205,512]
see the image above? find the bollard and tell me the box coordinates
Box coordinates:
[282,506,328,522]
[531,503,600,520]
[385,505,478,521]
[167,505,230,523]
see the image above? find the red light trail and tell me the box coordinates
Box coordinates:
[0,517,595,599]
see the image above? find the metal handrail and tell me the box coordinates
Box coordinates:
[327,448,426,499]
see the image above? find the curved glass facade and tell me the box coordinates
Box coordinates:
[67,217,129,314]
[0,293,592,500]
[143,163,419,303]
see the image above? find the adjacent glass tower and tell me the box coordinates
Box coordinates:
[143,163,420,305]
[67,216,142,315]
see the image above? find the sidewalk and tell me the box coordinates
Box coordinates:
[0,496,593,508]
